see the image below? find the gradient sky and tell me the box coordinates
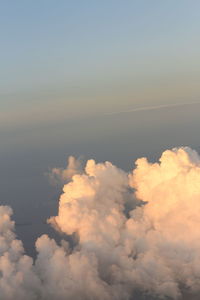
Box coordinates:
[1,0,200,128]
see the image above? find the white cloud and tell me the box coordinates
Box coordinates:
[2,147,200,299]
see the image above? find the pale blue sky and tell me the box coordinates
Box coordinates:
[1,0,200,127]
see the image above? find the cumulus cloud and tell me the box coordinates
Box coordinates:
[2,147,200,299]
[48,156,83,186]
[0,206,40,300]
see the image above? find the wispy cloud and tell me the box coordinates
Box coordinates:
[105,101,200,116]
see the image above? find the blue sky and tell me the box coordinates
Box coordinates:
[1,0,200,127]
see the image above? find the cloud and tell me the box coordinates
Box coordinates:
[105,102,200,116]
[47,156,83,186]
[2,147,200,299]
[0,206,40,300]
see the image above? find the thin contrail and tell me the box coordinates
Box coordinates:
[105,102,200,116]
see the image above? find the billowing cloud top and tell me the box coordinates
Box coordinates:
[1,147,200,299]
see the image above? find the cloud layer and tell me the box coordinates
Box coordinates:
[1,147,200,299]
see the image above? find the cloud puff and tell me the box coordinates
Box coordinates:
[48,156,83,186]
[1,147,200,299]
[0,206,40,300]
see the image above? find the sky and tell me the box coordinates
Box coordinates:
[1,0,200,129]
[1,0,200,285]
